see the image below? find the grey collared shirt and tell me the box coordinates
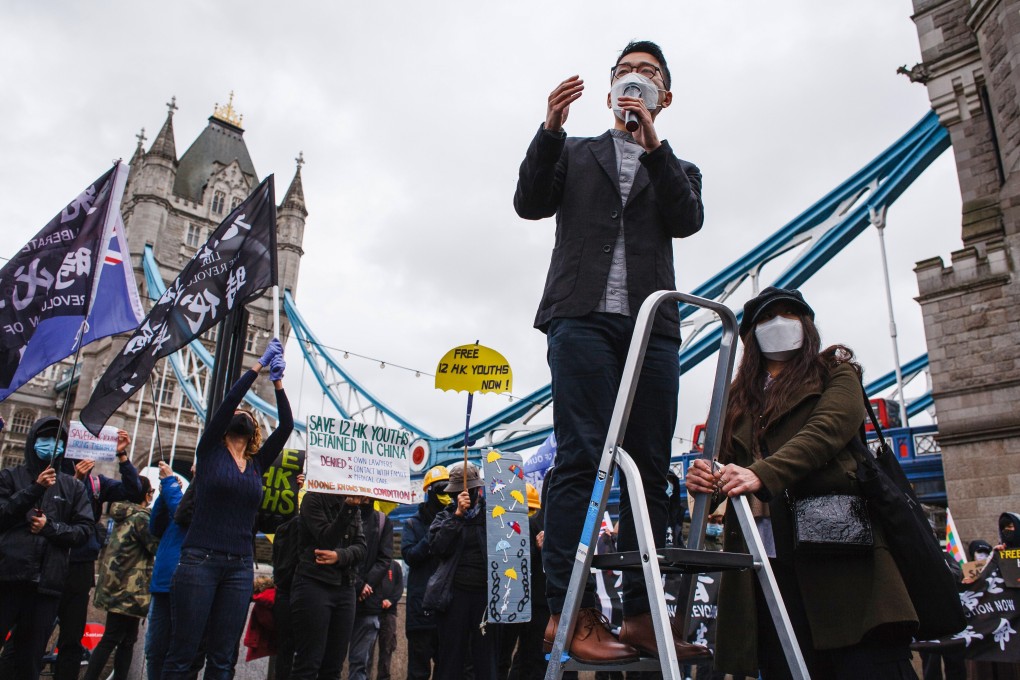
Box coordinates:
[596,129,642,315]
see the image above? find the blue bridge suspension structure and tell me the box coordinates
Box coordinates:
[144,112,950,496]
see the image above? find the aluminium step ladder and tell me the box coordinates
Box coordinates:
[543,291,810,680]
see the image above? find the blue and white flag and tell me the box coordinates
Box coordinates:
[0,163,130,400]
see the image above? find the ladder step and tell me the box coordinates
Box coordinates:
[591,547,755,573]
[554,655,667,672]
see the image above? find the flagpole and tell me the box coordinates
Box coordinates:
[147,359,170,468]
[130,381,146,458]
[169,384,184,466]
[49,321,89,474]
[273,286,281,340]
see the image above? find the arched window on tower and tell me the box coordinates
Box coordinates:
[231,196,241,211]
[212,191,226,215]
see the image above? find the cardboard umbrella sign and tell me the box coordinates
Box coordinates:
[484,448,531,624]
[435,342,513,486]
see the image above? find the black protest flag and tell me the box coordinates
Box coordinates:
[0,163,127,395]
[81,176,277,435]
[913,555,1020,662]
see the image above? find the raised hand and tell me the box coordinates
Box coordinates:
[73,459,95,481]
[546,75,584,132]
[35,467,57,488]
[269,355,286,382]
[258,338,283,368]
[158,461,173,479]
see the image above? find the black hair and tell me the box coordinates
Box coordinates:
[138,475,153,500]
[616,40,671,90]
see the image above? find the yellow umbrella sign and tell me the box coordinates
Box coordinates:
[435,344,512,394]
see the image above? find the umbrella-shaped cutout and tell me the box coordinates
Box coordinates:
[509,489,525,511]
[495,539,512,562]
[491,505,507,528]
[504,567,518,581]
[487,451,503,473]
[491,480,507,501]
[507,521,522,539]
[508,464,524,481]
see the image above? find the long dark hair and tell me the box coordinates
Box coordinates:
[721,312,861,457]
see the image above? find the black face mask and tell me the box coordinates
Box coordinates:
[227,413,255,439]
[468,487,481,507]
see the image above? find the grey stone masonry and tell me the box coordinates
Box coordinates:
[911,0,1020,543]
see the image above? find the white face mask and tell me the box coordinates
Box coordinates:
[754,315,804,361]
[610,73,659,123]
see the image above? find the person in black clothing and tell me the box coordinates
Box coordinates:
[0,416,94,680]
[501,482,548,680]
[402,464,452,680]
[288,492,366,680]
[349,499,394,680]
[271,514,301,680]
[426,461,500,680]
[53,429,142,680]
[366,562,403,680]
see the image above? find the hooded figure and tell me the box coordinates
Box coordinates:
[0,416,93,680]
[999,513,1020,549]
[969,539,994,563]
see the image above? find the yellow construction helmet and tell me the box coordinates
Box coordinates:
[526,483,541,510]
[423,465,450,492]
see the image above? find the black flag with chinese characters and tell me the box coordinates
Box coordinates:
[0,163,127,394]
[913,554,1020,662]
[81,175,277,435]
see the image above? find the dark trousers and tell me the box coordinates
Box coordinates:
[289,576,357,680]
[273,588,295,680]
[509,610,550,680]
[435,586,500,680]
[82,611,139,680]
[0,583,61,680]
[146,592,205,680]
[544,314,680,616]
[162,548,254,680]
[371,610,398,680]
[406,627,439,680]
[55,560,95,680]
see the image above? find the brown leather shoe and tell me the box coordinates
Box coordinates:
[543,608,641,664]
[619,611,713,661]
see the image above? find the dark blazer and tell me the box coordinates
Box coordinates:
[514,124,704,338]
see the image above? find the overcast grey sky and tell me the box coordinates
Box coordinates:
[1,2,963,453]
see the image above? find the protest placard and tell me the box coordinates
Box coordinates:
[304,414,412,503]
[65,420,120,461]
[258,449,305,534]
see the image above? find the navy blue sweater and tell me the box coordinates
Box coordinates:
[182,370,293,556]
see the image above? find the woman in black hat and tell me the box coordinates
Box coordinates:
[685,287,918,679]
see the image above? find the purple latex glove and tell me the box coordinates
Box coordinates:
[269,355,286,382]
[259,338,282,367]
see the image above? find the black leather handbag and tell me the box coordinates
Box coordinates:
[787,492,874,555]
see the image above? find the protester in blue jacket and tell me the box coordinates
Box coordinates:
[145,461,190,680]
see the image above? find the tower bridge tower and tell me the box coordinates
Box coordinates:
[0,95,307,473]
[909,0,1020,541]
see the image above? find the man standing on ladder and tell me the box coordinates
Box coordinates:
[513,40,709,664]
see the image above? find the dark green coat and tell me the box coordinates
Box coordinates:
[714,363,916,677]
[93,502,159,618]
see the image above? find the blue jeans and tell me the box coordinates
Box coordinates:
[347,612,380,680]
[161,548,254,680]
[543,314,680,617]
[145,593,171,680]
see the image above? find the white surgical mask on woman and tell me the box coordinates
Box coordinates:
[754,315,804,361]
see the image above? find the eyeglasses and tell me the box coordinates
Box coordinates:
[611,61,662,81]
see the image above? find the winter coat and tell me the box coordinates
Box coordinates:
[94,501,159,618]
[149,475,187,593]
[401,501,441,631]
[243,588,277,661]
[353,505,393,599]
[294,493,366,587]
[714,362,917,677]
[361,559,403,617]
[0,416,93,595]
[58,456,143,563]
[422,500,487,615]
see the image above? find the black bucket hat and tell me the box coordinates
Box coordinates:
[738,287,815,339]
